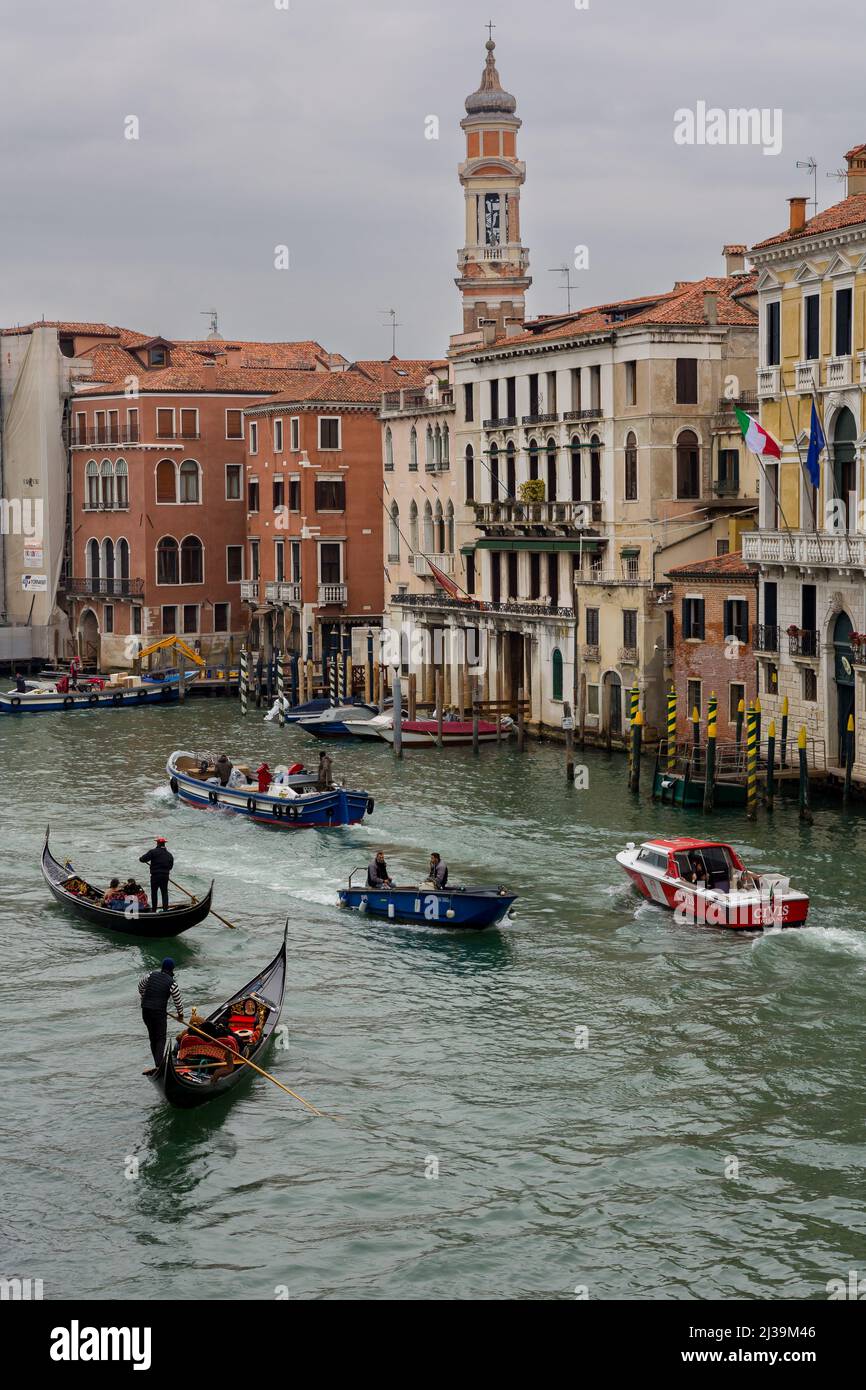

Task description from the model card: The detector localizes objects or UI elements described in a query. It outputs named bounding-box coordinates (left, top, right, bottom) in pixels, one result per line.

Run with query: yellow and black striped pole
left=626, top=684, right=639, bottom=781
left=780, top=695, right=789, bottom=768
left=746, top=706, right=758, bottom=820
left=766, top=718, right=776, bottom=812
left=754, top=694, right=762, bottom=751
left=798, top=726, right=812, bottom=822
left=703, top=713, right=716, bottom=813
left=734, top=696, right=744, bottom=749
left=629, top=708, right=643, bottom=794
left=691, top=704, right=701, bottom=751
left=667, top=687, right=677, bottom=770
left=708, top=690, right=718, bottom=728
left=843, top=713, right=855, bottom=803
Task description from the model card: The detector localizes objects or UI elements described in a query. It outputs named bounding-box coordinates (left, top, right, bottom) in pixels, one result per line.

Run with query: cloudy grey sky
left=1, top=0, right=860, bottom=359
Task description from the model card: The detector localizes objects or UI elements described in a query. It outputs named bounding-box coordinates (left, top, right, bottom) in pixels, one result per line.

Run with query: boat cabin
left=637, top=838, right=745, bottom=893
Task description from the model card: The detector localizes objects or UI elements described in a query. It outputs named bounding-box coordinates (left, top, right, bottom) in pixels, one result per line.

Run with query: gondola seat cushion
left=177, top=1034, right=240, bottom=1064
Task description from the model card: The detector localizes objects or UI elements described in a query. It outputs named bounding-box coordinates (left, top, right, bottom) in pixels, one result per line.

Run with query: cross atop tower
left=486, top=20, right=495, bottom=42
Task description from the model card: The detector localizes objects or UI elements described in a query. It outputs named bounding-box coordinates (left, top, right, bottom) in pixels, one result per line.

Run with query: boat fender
left=10, top=696, right=21, bottom=707
left=169, top=777, right=179, bottom=794
left=445, top=909, right=455, bottom=919
left=161, top=686, right=171, bottom=699
left=112, top=691, right=123, bottom=705
left=272, top=804, right=283, bottom=818
left=366, top=797, right=375, bottom=816
left=208, top=790, right=219, bottom=804
left=247, top=797, right=257, bottom=813
left=287, top=805, right=298, bottom=820
left=358, top=895, right=368, bottom=913
left=63, top=696, right=74, bottom=708
left=136, top=688, right=147, bottom=700
left=88, top=693, right=99, bottom=705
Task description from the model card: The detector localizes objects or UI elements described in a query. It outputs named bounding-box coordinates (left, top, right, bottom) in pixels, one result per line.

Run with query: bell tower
left=456, top=34, right=531, bottom=336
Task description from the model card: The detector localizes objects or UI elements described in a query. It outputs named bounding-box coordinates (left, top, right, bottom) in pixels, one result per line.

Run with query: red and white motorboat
left=616, top=837, right=810, bottom=930
left=376, top=716, right=513, bottom=747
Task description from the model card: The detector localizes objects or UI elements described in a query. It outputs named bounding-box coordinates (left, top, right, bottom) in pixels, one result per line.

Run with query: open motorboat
left=616, top=837, right=809, bottom=930
left=296, top=703, right=379, bottom=737
left=376, top=716, right=513, bottom=747
left=341, top=711, right=394, bottom=739
left=0, top=669, right=195, bottom=714
left=338, top=868, right=517, bottom=930
left=167, top=750, right=373, bottom=828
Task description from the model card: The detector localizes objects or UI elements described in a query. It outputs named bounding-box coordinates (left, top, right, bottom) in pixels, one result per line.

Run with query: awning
left=474, top=537, right=605, bottom=553
left=620, top=546, right=640, bottom=557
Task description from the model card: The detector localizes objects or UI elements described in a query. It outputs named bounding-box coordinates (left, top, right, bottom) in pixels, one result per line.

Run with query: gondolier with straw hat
left=139, top=959, right=184, bottom=1075
left=139, top=835, right=174, bottom=911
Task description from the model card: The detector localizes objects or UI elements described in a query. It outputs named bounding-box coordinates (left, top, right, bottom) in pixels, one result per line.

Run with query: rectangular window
left=675, top=358, right=698, bottom=404
left=835, top=287, right=853, bottom=357
left=213, top=602, right=229, bottom=633
left=149, top=346, right=166, bottom=366
left=226, top=409, right=243, bottom=439
left=226, top=546, right=243, bottom=583
left=247, top=478, right=259, bottom=513
left=766, top=301, right=781, bottom=366
left=249, top=421, right=258, bottom=455
left=95, top=410, right=106, bottom=443
left=625, top=445, right=637, bottom=500
left=625, top=360, right=637, bottom=406
left=528, top=373, right=539, bottom=415
left=729, top=682, right=745, bottom=722
left=272, top=477, right=285, bottom=510
left=162, top=605, right=177, bottom=635
left=590, top=366, right=601, bottom=410
left=687, top=679, right=702, bottom=719
left=275, top=540, right=285, bottom=582
left=803, top=667, right=817, bottom=702
left=156, top=407, right=174, bottom=439
left=126, top=407, right=139, bottom=442
left=804, top=294, right=820, bottom=361
left=716, top=538, right=730, bottom=556
left=623, top=609, right=637, bottom=648
left=319, top=542, right=342, bottom=584
left=571, top=368, right=582, bottom=412
left=489, top=379, right=499, bottom=420
left=682, top=597, right=705, bottom=640
left=76, top=411, right=86, bottom=444
left=290, top=417, right=300, bottom=450
left=182, top=604, right=198, bottom=634
left=529, top=551, right=540, bottom=600
left=226, top=464, right=241, bottom=499
left=585, top=607, right=599, bottom=644
left=507, top=551, right=518, bottom=599
left=103, top=604, right=114, bottom=633
left=180, top=408, right=197, bottom=439
left=718, top=449, right=740, bottom=488
left=763, top=581, right=778, bottom=628
left=315, top=477, right=345, bottom=511
left=107, top=409, right=119, bottom=442
left=290, top=541, right=301, bottom=583
left=506, top=376, right=516, bottom=417
left=318, top=417, right=341, bottom=450
left=723, top=598, right=749, bottom=645
left=289, top=477, right=300, bottom=511
left=463, top=383, right=474, bottom=423
left=250, top=541, right=260, bottom=581
left=274, top=418, right=284, bottom=453
left=466, top=552, right=476, bottom=595
left=766, top=661, right=777, bottom=695
left=587, top=683, right=599, bottom=716
left=132, top=606, right=142, bottom=636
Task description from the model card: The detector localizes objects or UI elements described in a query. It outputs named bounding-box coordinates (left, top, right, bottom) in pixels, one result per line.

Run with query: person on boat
left=101, top=878, right=125, bottom=907
left=317, top=750, right=334, bottom=791
left=428, top=853, right=448, bottom=889
left=139, top=836, right=174, bottom=911
left=123, top=878, right=149, bottom=909
left=14, top=670, right=26, bottom=693
left=256, top=761, right=271, bottom=793
left=215, top=753, right=233, bottom=787
left=139, top=958, right=184, bottom=1074
left=367, top=851, right=393, bottom=889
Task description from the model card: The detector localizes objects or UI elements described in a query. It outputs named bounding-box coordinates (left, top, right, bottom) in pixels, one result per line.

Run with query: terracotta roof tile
left=667, top=551, right=757, bottom=579
left=751, top=194, right=866, bottom=249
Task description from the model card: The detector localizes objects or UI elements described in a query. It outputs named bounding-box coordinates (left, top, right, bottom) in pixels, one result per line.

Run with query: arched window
left=157, top=536, right=179, bottom=585
left=570, top=437, right=581, bottom=502
left=100, top=459, right=114, bottom=509
left=506, top=441, right=516, bottom=499
left=115, top=459, right=129, bottom=508
left=426, top=426, right=434, bottom=469
left=434, top=425, right=442, bottom=467
left=409, top=499, right=418, bottom=552
left=490, top=443, right=500, bottom=501
left=409, top=426, right=418, bottom=471
left=388, top=501, right=400, bottom=560
left=87, top=537, right=100, bottom=581
left=442, top=424, right=450, bottom=466
left=590, top=434, right=601, bottom=501
left=117, top=538, right=130, bottom=584
left=85, top=460, right=99, bottom=509
left=528, top=438, right=539, bottom=481
left=180, top=535, right=203, bottom=584
left=156, top=459, right=177, bottom=504
left=434, top=499, right=445, bottom=553
left=465, top=444, right=475, bottom=502
left=384, top=427, right=394, bottom=472
left=676, top=429, right=700, bottom=499
left=624, top=432, right=638, bottom=501
left=179, top=459, right=200, bottom=503
left=445, top=500, right=455, bottom=554
left=546, top=437, right=557, bottom=502
left=423, top=499, right=434, bottom=552
left=102, top=538, right=115, bottom=584
left=552, top=648, right=564, bottom=702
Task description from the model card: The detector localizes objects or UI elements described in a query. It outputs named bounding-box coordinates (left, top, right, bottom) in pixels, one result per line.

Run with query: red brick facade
left=667, top=552, right=758, bottom=741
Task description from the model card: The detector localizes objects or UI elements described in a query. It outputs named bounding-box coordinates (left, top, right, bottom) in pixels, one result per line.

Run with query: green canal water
left=2, top=701, right=865, bottom=1301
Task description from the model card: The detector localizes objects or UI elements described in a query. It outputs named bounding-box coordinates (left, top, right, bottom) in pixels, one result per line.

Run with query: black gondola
left=41, top=829, right=213, bottom=938
left=149, top=926, right=288, bottom=1109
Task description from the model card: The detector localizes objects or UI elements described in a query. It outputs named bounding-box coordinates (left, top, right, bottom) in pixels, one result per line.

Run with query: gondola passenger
left=101, top=878, right=125, bottom=907
left=215, top=754, right=233, bottom=787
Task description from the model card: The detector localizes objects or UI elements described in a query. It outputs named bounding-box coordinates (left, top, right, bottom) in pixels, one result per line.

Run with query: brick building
left=667, top=551, right=758, bottom=741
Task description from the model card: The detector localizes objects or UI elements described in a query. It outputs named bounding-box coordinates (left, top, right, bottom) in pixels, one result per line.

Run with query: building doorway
left=503, top=630, right=524, bottom=717
left=78, top=608, right=100, bottom=669
left=603, top=670, right=622, bottom=737
left=833, top=611, right=855, bottom=764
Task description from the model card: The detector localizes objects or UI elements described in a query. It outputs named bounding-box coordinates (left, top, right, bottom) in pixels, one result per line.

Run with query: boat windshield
left=673, top=846, right=734, bottom=890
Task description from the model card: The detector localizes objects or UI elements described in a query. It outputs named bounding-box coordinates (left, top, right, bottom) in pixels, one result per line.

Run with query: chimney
left=845, top=144, right=866, bottom=196
left=723, top=244, right=746, bottom=276
left=703, top=290, right=718, bottom=327
left=788, top=196, right=808, bottom=233
left=481, top=320, right=497, bottom=346
left=505, top=319, right=523, bottom=338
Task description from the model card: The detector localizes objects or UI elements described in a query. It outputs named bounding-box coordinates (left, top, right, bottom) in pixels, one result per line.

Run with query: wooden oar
left=167, top=1014, right=324, bottom=1115
left=170, top=877, right=236, bottom=929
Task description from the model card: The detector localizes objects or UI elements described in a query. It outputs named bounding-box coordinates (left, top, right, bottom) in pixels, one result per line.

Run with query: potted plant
left=518, top=479, right=545, bottom=508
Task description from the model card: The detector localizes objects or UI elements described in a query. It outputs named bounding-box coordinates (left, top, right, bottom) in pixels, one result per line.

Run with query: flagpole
left=780, top=371, right=819, bottom=537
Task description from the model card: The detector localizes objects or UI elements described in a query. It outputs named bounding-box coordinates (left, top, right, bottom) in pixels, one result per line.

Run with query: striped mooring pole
left=766, top=719, right=776, bottom=812
left=780, top=695, right=789, bottom=768
left=666, top=688, right=677, bottom=770
left=330, top=649, right=339, bottom=706
left=239, top=648, right=248, bottom=716
left=707, top=690, right=718, bottom=729
left=735, top=697, right=744, bottom=749
left=746, top=706, right=758, bottom=821
left=703, top=714, right=716, bottom=813
left=691, top=704, right=701, bottom=751
left=843, top=713, right=855, bottom=803
left=798, top=725, right=813, bottom=823
left=276, top=649, right=285, bottom=729
left=754, top=695, right=762, bottom=751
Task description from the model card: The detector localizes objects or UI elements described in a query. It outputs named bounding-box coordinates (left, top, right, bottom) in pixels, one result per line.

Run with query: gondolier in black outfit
left=139, top=836, right=174, bottom=910
left=139, top=958, right=184, bottom=1074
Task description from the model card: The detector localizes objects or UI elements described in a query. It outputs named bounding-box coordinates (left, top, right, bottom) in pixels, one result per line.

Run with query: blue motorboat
left=337, top=868, right=517, bottom=930
left=264, top=695, right=375, bottom=725
left=0, top=671, right=194, bottom=715
left=167, top=751, right=373, bottom=828
left=297, top=703, right=380, bottom=738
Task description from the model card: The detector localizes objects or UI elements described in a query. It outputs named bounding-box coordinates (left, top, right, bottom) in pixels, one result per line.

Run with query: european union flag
left=806, top=400, right=825, bottom=488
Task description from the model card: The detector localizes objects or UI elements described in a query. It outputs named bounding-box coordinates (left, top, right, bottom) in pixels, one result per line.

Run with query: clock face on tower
left=484, top=192, right=501, bottom=245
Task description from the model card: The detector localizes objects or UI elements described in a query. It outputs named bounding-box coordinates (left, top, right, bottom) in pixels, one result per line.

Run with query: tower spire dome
left=465, top=35, right=517, bottom=115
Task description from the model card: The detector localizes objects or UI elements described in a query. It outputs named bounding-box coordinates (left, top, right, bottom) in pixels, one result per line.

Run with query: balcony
left=757, top=366, right=779, bottom=397
left=859, top=352, right=866, bottom=385
left=826, top=356, right=852, bottom=389
left=788, top=628, right=819, bottom=658
left=265, top=580, right=301, bottom=605
left=391, top=591, right=574, bottom=620
left=618, top=646, right=639, bottom=665
left=413, top=553, right=455, bottom=578
left=795, top=362, right=820, bottom=393
left=582, top=643, right=600, bottom=662
left=318, top=582, right=347, bottom=606
left=71, top=428, right=200, bottom=447
left=752, top=623, right=779, bottom=653
left=482, top=416, right=518, bottom=430
left=711, top=478, right=740, bottom=497
left=240, top=580, right=259, bottom=602
left=563, top=407, right=602, bottom=422
left=662, top=646, right=674, bottom=667
left=743, top=530, right=866, bottom=571
left=474, top=499, right=602, bottom=530
left=457, top=243, right=529, bottom=267
left=711, top=392, right=759, bottom=430
left=64, top=576, right=144, bottom=597
left=522, top=412, right=559, bottom=426
left=381, top=387, right=453, bottom=415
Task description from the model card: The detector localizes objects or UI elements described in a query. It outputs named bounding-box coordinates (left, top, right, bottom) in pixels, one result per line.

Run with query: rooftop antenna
left=379, top=308, right=401, bottom=357
left=548, top=264, right=576, bottom=314
left=201, top=308, right=222, bottom=339
left=796, top=158, right=818, bottom=217
left=827, top=166, right=848, bottom=187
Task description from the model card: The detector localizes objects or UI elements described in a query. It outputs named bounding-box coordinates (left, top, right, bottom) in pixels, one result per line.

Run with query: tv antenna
left=827, top=166, right=848, bottom=185
left=379, top=308, right=402, bottom=357
left=548, top=263, right=576, bottom=314
left=201, top=308, right=222, bottom=339
left=796, top=158, right=818, bottom=217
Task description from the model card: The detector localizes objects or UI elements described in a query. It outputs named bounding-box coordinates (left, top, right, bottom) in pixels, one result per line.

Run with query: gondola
left=149, top=926, right=288, bottom=1109
left=41, top=830, right=214, bottom=937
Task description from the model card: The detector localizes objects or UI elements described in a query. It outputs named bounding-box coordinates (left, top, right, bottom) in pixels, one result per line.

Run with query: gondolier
left=139, top=836, right=174, bottom=910
left=139, top=959, right=184, bottom=1074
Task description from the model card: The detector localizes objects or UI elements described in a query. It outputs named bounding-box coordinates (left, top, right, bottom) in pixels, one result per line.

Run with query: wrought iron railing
left=64, top=576, right=144, bottom=596
left=522, top=412, right=559, bottom=426
left=788, top=629, right=819, bottom=657
left=390, top=592, right=575, bottom=620
left=752, top=623, right=779, bottom=652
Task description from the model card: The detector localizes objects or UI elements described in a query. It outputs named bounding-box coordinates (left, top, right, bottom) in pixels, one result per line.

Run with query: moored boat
left=338, top=868, right=517, bottom=929
left=616, top=837, right=809, bottom=930
left=341, top=711, right=394, bottom=739
left=149, top=927, right=287, bottom=1108
left=376, top=716, right=513, bottom=747
left=41, top=830, right=213, bottom=937
left=1, top=670, right=194, bottom=714
left=167, top=750, right=373, bottom=827
left=296, top=703, right=380, bottom=737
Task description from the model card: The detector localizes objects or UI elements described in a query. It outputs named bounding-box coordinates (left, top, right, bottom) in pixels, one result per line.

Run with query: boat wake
left=752, top=923, right=866, bottom=960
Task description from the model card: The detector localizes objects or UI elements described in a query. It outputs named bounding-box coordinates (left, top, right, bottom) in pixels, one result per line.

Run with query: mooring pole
left=276, top=648, right=285, bottom=728
left=735, top=696, right=744, bottom=750
left=766, top=718, right=775, bottom=812
left=517, top=686, right=526, bottom=752
left=472, top=682, right=480, bottom=755
left=393, top=669, right=403, bottom=759
left=703, top=714, right=716, bottom=813
left=628, top=709, right=643, bottom=794
left=240, top=648, right=248, bottom=716
left=564, top=700, right=575, bottom=782
left=367, top=630, right=375, bottom=705
left=798, top=725, right=812, bottom=823
left=692, top=704, right=701, bottom=752
left=667, top=687, right=677, bottom=770
left=746, top=706, right=757, bottom=821
left=408, top=672, right=417, bottom=722
left=435, top=670, right=443, bottom=747
left=707, top=690, right=718, bottom=728
left=843, top=713, right=855, bottom=803
left=780, top=695, right=789, bottom=768
left=754, top=695, right=762, bottom=752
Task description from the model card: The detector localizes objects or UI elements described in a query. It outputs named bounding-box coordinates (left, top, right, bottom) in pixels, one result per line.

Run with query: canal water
left=2, top=701, right=865, bottom=1301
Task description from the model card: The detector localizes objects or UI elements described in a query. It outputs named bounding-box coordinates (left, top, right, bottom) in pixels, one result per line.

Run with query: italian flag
left=735, top=408, right=781, bottom=459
